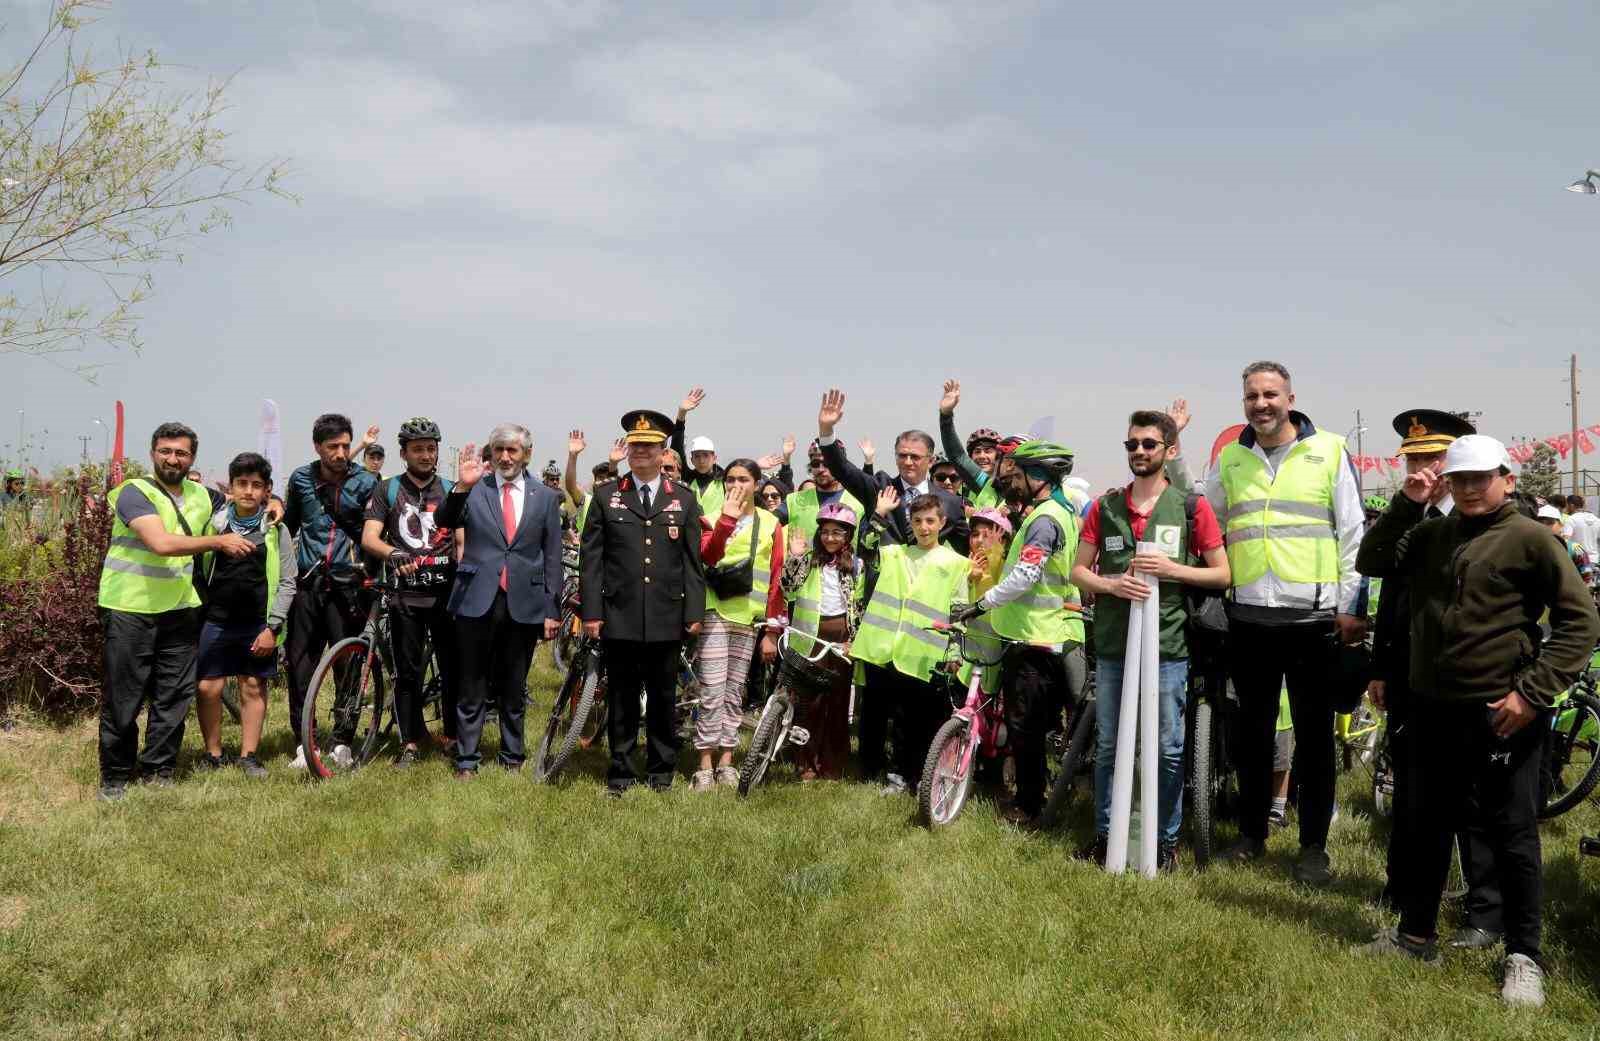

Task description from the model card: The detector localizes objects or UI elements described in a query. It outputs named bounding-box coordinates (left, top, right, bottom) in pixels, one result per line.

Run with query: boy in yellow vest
left=854, top=488, right=969, bottom=795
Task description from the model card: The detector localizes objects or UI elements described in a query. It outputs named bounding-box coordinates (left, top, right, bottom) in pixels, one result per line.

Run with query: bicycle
left=1037, top=654, right=1098, bottom=830
left=300, top=578, right=446, bottom=780
left=1539, top=675, right=1600, bottom=819
left=1184, top=663, right=1240, bottom=868
left=736, top=618, right=851, bottom=796
left=917, top=619, right=1022, bottom=829
left=550, top=545, right=582, bottom=674
left=1335, top=702, right=1384, bottom=773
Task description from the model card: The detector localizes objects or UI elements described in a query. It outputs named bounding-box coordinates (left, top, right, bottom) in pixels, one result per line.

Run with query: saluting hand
left=1403, top=466, right=1437, bottom=505
left=458, top=443, right=485, bottom=488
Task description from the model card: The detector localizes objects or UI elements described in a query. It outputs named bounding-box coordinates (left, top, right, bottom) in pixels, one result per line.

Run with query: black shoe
left=98, top=783, right=127, bottom=802
left=1449, top=926, right=1504, bottom=950
left=196, top=754, right=226, bottom=773
left=1075, top=833, right=1109, bottom=867
left=605, top=783, right=631, bottom=799
left=1222, top=837, right=1266, bottom=863
left=1157, top=842, right=1179, bottom=874
left=1293, top=846, right=1334, bottom=886
left=143, top=773, right=176, bottom=789
left=236, top=754, right=268, bottom=780
left=394, top=747, right=420, bottom=770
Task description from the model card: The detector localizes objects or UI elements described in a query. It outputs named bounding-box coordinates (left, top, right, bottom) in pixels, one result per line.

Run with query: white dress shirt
left=629, top=470, right=662, bottom=506
left=494, top=470, right=526, bottom=529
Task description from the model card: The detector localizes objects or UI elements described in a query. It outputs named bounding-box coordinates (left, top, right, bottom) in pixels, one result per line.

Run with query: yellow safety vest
left=705, top=507, right=778, bottom=626
left=98, top=479, right=215, bottom=614
left=1216, top=432, right=1343, bottom=587
left=784, top=487, right=865, bottom=544
left=852, top=543, right=967, bottom=680
left=694, top=479, right=726, bottom=520
left=988, top=497, right=1084, bottom=647
left=789, top=559, right=860, bottom=658
left=202, top=515, right=281, bottom=620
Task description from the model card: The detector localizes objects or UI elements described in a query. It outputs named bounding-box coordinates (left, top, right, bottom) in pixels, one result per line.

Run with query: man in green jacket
left=1354, top=434, right=1599, bottom=1008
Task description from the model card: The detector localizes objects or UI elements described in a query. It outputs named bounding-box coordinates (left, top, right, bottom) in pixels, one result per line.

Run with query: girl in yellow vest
left=693, top=459, right=786, bottom=790
left=778, top=502, right=863, bottom=780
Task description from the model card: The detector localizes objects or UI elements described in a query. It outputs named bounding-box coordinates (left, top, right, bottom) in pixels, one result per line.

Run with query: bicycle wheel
left=1188, top=699, right=1228, bottom=868
left=551, top=604, right=581, bottom=674
left=1039, top=700, right=1096, bottom=829
left=220, top=678, right=243, bottom=725
left=532, top=646, right=603, bottom=783
left=1342, top=703, right=1382, bottom=772
left=1370, top=725, right=1394, bottom=818
left=1540, top=692, right=1600, bottom=819
left=737, top=692, right=792, bottom=796
left=301, top=637, right=387, bottom=781
left=918, top=715, right=974, bottom=828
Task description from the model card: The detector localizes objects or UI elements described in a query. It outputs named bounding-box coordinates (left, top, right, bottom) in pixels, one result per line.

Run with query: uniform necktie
left=640, top=483, right=652, bottom=513
left=500, top=480, right=516, bottom=591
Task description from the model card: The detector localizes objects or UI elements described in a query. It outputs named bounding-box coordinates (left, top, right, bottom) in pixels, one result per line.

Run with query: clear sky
left=8, top=0, right=1600, bottom=491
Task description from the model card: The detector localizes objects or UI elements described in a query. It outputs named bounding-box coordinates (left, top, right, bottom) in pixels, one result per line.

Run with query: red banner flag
left=109, top=400, right=125, bottom=487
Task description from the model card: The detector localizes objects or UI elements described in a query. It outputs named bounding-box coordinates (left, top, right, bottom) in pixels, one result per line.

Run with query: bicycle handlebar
left=763, top=617, right=851, bottom=663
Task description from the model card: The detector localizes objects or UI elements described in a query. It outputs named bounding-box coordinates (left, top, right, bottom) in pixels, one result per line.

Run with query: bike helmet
left=3, top=469, right=21, bottom=480
left=970, top=507, right=1013, bottom=536
left=966, top=427, right=1001, bottom=453
left=815, top=502, right=859, bottom=531
left=541, top=460, right=561, bottom=481
left=397, top=416, right=442, bottom=446
left=996, top=434, right=1027, bottom=456
left=1010, top=440, right=1075, bottom=480
left=1363, top=494, right=1389, bottom=514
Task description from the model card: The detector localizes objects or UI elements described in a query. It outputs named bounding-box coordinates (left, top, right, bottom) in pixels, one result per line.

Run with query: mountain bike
left=1539, top=677, right=1600, bottom=819
left=917, top=619, right=1022, bottom=829
left=1184, top=663, right=1240, bottom=868
left=300, top=579, right=446, bottom=781
left=1038, top=653, right=1098, bottom=830
left=736, top=619, right=851, bottom=796
left=550, top=546, right=582, bottom=673
left=1336, top=702, right=1384, bottom=773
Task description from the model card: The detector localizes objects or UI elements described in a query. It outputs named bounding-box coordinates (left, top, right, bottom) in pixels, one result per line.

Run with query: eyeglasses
left=933, top=472, right=961, bottom=485
left=1122, top=439, right=1166, bottom=452
left=807, top=460, right=825, bottom=471
left=895, top=452, right=926, bottom=461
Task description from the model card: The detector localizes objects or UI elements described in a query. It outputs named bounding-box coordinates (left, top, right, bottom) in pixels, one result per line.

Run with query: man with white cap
left=669, top=386, right=726, bottom=518
left=1537, top=503, right=1595, bottom=583
left=1356, top=433, right=1599, bottom=1007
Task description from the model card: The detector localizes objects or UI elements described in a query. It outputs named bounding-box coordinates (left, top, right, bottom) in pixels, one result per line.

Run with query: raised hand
left=1167, top=398, right=1191, bottom=434
left=680, top=387, right=706, bottom=415
left=722, top=483, right=749, bottom=518
left=608, top=438, right=627, bottom=464
left=756, top=452, right=783, bottom=471
left=858, top=437, right=875, bottom=464
left=782, top=434, right=797, bottom=460
left=458, top=443, right=486, bottom=487
left=568, top=429, right=586, bottom=456
left=875, top=484, right=900, bottom=518
left=939, top=379, right=961, bottom=416
left=818, top=389, right=846, bottom=436
left=1403, top=466, right=1437, bottom=504
left=358, top=424, right=380, bottom=450
left=789, top=527, right=809, bottom=558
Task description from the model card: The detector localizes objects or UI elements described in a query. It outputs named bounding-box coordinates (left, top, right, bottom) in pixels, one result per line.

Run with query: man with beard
left=1179, top=361, right=1367, bottom=884
left=437, top=424, right=564, bottom=777
left=785, top=440, right=865, bottom=544
left=1069, top=411, right=1230, bottom=867
left=97, top=422, right=254, bottom=799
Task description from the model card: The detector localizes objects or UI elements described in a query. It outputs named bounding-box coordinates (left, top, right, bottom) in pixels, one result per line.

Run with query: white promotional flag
left=259, top=399, right=282, bottom=485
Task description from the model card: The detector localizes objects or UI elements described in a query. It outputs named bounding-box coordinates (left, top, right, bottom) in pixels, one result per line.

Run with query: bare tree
left=0, top=0, right=291, bottom=377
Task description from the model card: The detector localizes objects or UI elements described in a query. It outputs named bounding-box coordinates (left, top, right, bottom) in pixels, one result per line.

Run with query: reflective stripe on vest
left=705, top=507, right=777, bottom=627
left=1216, top=432, right=1343, bottom=587
left=851, top=543, right=966, bottom=679
left=98, top=479, right=214, bottom=614
left=988, top=497, right=1083, bottom=647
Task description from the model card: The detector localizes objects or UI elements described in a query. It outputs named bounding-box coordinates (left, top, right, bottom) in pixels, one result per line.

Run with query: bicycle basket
left=777, top=647, right=841, bottom=692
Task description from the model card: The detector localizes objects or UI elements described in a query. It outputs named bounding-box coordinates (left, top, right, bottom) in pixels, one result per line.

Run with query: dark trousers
left=858, top=664, right=893, bottom=781
left=862, top=663, right=950, bottom=787
left=99, top=607, right=201, bottom=784
left=285, top=576, right=367, bottom=744
left=1400, top=700, right=1542, bottom=959
left=1229, top=620, right=1336, bottom=847
left=1383, top=690, right=1419, bottom=908
left=1002, top=646, right=1073, bottom=816
left=1458, top=827, right=1505, bottom=933
left=390, top=601, right=459, bottom=747
left=604, top=639, right=681, bottom=790
left=453, top=591, right=538, bottom=770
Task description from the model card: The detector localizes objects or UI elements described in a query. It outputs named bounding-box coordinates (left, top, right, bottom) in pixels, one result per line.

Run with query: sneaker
left=1222, top=837, right=1266, bottom=863
left=236, top=754, right=268, bottom=780
left=1449, top=926, right=1503, bottom=950
left=715, top=765, right=739, bottom=788
left=1075, top=833, right=1109, bottom=866
left=1157, top=842, right=1179, bottom=873
left=1501, top=953, right=1545, bottom=1008
left=879, top=773, right=908, bottom=797
left=691, top=769, right=716, bottom=792
left=394, top=747, right=420, bottom=770
left=1293, top=846, right=1334, bottom=886
left=98, top=783, right=127, bottom=802
left=196, top=753, right=227, bottom=773
left=1267, top=806, right=1288, bottom=829
left=1329, top=803, right=1341, bottom=826
left=144, top=773, right=175, bottom=789
left=330, top=744, right=354, bottom=770
left=1355, top=926, right=1439, bottom=964
left=288, top=746, right=308, bottom=771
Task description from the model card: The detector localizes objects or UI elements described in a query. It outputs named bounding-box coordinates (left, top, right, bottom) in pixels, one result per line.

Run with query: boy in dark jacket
left=1354, top=435, right=1599, bottom=1008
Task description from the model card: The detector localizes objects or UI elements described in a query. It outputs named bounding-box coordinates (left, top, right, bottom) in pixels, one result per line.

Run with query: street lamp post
left=1568, top=169, right=1600, bottom=194
left=93, top=418, right=109, bottom=459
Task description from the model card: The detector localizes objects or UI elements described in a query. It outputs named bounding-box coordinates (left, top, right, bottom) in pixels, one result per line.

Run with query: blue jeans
left=1093, top=657, right=1189, bottom=844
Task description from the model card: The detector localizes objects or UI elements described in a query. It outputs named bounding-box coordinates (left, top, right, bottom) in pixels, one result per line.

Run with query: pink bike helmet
left=971, top=507, right=1013, bottom=536
left=815, top=502, right=859, bottom=531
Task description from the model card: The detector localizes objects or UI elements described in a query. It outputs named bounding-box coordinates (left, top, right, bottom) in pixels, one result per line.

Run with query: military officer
left=580, top=408, right=707, bottom=794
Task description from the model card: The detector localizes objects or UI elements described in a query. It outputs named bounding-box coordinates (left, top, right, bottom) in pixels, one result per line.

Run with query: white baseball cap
left=689, top=436, right=715, bottom=454
left=1440, top=434, right=1511, bottom=476
left=1537, top=504, right=1563, bottom=521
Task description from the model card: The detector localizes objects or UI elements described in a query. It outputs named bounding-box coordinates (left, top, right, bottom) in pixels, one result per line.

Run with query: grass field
left=2, top=653, right=1599, bottom=1040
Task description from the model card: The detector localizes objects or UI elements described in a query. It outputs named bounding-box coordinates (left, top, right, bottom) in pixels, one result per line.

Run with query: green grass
left=2, top=654, right=1599, bottom=1040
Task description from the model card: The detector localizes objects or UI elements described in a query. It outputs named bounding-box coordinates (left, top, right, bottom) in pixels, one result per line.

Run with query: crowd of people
left=82, top=361, right=1600, bottom=1010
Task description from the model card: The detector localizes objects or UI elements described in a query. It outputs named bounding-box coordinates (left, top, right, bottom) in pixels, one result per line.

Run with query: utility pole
left=1572, top=354, right=1581, bottom=498
left=77, top=435, right=90, bottom=461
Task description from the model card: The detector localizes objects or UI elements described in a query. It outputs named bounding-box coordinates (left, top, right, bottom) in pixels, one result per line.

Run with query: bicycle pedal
left=786, top=726, right=810, bottom=746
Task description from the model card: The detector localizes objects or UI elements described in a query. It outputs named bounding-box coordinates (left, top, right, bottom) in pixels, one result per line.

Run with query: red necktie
left=499, top=480, right=516, bottom=591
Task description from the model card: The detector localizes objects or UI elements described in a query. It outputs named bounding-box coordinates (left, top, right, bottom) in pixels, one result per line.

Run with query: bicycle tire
left=918, top=715, right=974, bottom=829
left=1540, top=691, right=1600, bottom=819
left=1188, top=699, right=1231, bottom=868
left=532, top=648, right=602, bottom=783
left=552, top=604, right=580, bottom=674
left=220, top=679, right=242, bottom=725
left=1039, top=701, right=1096, bottom=830
left=737, top=692, right=791, bottom=796
left=301, top=637, right=386, bottom=781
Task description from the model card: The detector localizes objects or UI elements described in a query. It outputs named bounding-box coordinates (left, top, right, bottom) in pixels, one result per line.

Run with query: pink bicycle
left=918, top=619, right=1019, bottom=828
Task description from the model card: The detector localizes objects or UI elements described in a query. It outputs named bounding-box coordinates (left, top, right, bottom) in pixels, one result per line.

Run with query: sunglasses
left=1123, top=438, right=1166, bottom=452
left=933, top=472, right=961, bottom=485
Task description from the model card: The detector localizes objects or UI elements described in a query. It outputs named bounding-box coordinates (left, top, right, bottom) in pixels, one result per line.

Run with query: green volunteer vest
left=785, top=487, right=865, bottom=543
left=852, top=543, right=967, bottom=680
left=202, top=515, right=281, bottom=620
left=98, top=479, right=215, bottom=614
left=694, top=477, right=726, bottom=519
left=789, top=559, right=860, bottom=658
left=1366, top=576, right=1382, bottom=621
left=1090, top=486, right=1191, bottom=662
left=965, top=479, right=1003, bottom=511
left=705, top=507, right=778, bottom=626
left=989, top=497, right=1084, bottom=647
left=1216, top=432, right=1343, bottom=587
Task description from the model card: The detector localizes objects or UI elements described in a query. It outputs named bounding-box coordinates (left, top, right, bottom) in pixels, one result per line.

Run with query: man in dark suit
left=437, top=423, right=564, bottom=777
left=580, top=409, right=707, bottom=794
left=814, top=388, right=969, bottom=556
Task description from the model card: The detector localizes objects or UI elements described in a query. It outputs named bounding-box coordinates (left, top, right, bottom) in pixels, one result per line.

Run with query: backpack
left=1183, top=493, right=1229, bottom=645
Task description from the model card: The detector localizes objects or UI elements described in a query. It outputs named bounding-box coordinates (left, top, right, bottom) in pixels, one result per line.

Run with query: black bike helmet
left=397, top=416, right=442, bottom=446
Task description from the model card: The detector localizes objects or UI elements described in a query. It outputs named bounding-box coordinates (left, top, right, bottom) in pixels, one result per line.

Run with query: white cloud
left=354, top=0, right=619, bottom=50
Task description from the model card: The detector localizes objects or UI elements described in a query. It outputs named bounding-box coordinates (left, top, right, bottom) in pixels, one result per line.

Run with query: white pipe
left=1138, top=545, right=1161, bottom=879
left=1105, top=583, right=1143, bottom=875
